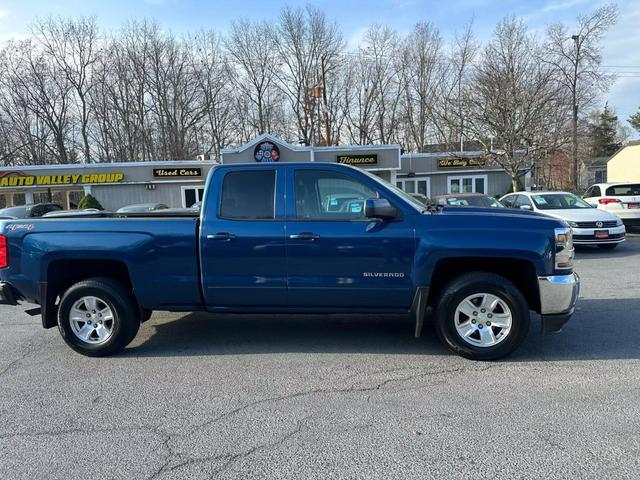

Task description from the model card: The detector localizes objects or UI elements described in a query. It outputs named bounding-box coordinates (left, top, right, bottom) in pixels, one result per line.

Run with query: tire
left=434, top=272, right=530, bottom=361
left=597, top=243, right=618, bottom=250
left=57, top=277, right=140, bottom=357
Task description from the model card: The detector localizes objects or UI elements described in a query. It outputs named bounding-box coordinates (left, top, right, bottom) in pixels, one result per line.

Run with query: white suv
left=583, top=183, right=640, bottom=229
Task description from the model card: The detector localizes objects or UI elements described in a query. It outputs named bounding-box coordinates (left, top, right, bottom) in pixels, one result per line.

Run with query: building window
left=68, top=190, right=85, bottom=209
left=12, top=193, right=26, bottom=206
left=448, top=175, right=487, bottom=194
left=33, top=192, right=51, bottom=204
left=594, top=168, right=606, bottom=184
left=396, top=177, right=430, bottom=197
left=181, top=186, right=206, bottom=208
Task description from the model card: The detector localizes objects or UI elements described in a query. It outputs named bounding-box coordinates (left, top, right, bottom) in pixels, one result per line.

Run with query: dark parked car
left=433, top=193, right=505, bottom=208
left=116, top=203, right=169, bottom=214
left=0, top=203, right=63, bottom=219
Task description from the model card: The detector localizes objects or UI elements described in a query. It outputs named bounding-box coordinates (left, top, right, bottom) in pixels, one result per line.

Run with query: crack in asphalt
left=146, top=415, right=313, bottom=480
left=0, top=333, right=50, bottom=380
left=139, top=364, right=495, bottom=479
left=0, top=424, right=159, bottom=441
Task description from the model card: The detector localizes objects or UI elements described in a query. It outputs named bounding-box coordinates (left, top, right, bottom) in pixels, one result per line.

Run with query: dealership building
left=0, top=134, right=521, bottom=211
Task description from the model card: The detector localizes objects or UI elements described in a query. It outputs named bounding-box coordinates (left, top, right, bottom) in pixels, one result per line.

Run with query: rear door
left=200, top=167, right=287, bottom=308
left=285, top=166, right=416, bottom=309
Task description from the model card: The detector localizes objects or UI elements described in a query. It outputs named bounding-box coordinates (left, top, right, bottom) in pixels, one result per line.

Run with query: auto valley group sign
left=0, top=171, right=124, bottom=187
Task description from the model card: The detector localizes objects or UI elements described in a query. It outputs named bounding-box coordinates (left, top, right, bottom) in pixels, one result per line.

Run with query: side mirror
left=520, top=204, right=532, bottom=211
left=364, top=198, right=397, bottom=220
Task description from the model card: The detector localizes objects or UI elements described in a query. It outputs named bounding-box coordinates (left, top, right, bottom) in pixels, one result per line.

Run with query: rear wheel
left=434, top=272, right=530, bottom=360
left=57, top=277, right=140, bottom=357
left=597, top=243, right=618, bottom=250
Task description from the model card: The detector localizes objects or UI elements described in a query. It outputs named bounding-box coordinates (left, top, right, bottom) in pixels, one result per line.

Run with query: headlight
left=616, top=217, right=623, bottom=226
left=554, top=227, right=574, bottom=269
left=567, top=221, right=578, bottom=228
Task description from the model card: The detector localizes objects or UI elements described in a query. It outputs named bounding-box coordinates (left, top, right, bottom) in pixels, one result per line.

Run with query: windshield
left=445, top=195, right=504, bottom=208
left=532, top=193, right=593, bottom=210
left=359, top=170, right=426, bottom=212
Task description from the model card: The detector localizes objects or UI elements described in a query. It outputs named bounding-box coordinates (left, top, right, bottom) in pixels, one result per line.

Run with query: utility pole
left=320, top=55, right=331, bottom=146
left=571, top=34, right=580, bottom=192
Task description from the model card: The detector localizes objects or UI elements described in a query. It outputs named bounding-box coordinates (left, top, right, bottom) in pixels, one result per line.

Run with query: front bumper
left=0, top=282, right=20, bottom=306
left=572, top=225, right=625, bottom=245
left=538, top=273, right=580, bottom=334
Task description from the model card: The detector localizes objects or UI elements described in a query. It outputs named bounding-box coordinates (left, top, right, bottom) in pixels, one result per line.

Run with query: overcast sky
left=0, top=0, right=638, bottom=137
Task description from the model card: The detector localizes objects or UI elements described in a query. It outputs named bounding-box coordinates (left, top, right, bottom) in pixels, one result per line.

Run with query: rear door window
left=219, top=170, right=275, bottom=220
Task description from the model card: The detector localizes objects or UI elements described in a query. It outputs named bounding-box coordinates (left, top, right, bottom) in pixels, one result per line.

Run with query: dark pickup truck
left=0, top=163, right=579, bottom=360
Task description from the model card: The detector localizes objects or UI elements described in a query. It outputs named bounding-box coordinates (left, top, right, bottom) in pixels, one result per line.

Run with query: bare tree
left=273, top=6, right=344, bottom=146
left=468, top=18, right=562, bottom=192
left=435, top=22, right=478, bottom=150
left=32, top=17, right=99, bottom=163
left=544, top=4, right=618, bottom=190
left=399, top=22, right=446, bottom=152
left=225, top=19, right=279, bottom=135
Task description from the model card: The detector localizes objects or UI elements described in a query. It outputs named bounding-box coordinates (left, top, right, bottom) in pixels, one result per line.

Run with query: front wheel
left=434, top=272, right=530, bottom=361
left=57, top=277, right=140, bottom=357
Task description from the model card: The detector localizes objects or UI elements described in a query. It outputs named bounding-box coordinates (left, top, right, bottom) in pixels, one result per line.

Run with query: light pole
left=571, top=34, right=580, bottom=192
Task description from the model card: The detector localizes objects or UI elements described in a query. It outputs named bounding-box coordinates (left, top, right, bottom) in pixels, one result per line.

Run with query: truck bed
left=1, top=216, right=202, bottom=310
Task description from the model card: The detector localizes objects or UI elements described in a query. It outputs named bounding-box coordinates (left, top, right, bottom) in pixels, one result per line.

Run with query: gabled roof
left=220, top=133, right=401, bottom=155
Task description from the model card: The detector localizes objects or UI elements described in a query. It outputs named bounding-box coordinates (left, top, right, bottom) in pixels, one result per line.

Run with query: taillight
left=599, top=198, right=621, bottom=205
left=0, top=235, right=7, bottom=269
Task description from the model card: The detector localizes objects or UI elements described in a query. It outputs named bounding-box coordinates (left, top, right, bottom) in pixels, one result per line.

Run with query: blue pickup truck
left=0, top=163, right=579, bottom=360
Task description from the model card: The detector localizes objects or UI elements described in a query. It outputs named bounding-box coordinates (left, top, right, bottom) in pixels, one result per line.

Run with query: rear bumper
left=538, top=273, right=580, bottom=334
left=0, top=282, right=20, bottom=306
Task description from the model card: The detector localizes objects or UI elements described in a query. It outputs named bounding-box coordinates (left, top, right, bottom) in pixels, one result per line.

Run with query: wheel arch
left=41, top=259, right=135, bottom=328
left=426, top=256, right=541, bottom=314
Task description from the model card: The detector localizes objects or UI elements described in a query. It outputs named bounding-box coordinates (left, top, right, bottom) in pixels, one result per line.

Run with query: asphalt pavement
left=1, top=236, right=639, bottom=479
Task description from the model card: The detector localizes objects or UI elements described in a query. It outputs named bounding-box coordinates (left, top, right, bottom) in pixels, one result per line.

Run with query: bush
left=77, top=194, right=104, bottom=210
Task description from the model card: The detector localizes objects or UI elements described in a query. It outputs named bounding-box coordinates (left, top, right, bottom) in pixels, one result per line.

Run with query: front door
left=200, top=167, right=287, bottom=308
left=285, top=167, right=415, bottom=309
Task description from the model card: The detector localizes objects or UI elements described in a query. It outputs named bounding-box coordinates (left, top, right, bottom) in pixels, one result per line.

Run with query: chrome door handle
left=289, top=232, right=320, bottom=240
left=207, top=232, right=236, bottom=241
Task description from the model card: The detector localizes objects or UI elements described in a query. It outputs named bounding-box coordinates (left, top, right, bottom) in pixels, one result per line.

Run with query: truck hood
left=436, top=206, right=557, bottom=222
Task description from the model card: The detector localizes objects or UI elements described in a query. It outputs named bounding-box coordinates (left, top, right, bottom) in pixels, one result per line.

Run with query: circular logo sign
left=254, top=141, right=280, bottom=162
left=595, top=221, right=603, bottom=228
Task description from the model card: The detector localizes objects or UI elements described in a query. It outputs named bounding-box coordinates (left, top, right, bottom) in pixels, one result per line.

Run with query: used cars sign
left=153, top=168, right=202, bottom=178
